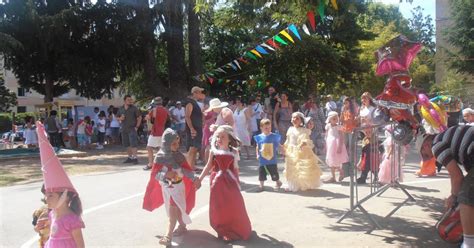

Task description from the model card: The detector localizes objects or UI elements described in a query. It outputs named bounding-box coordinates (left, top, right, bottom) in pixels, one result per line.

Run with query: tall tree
left=187, top=0, right=203, bottom=76
left=0, top=72, right=17, bottom=112
left=164, top=0, right=188, bottom=96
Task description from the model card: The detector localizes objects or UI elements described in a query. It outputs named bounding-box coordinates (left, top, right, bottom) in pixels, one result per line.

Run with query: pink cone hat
left=36, top=121, right=76, bottom=193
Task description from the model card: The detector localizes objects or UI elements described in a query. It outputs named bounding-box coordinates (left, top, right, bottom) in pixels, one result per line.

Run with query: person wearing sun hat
left=143, top=96, right=170, bottom=171
left=206, top=98, right=235, bottom=131
left=36, top=121, right=85, bottom=248
left=142, top=128, right=199, bottom=246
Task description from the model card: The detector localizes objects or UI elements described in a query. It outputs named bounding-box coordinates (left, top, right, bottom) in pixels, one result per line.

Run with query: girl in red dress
left=197, top=125, right=252, bottom=241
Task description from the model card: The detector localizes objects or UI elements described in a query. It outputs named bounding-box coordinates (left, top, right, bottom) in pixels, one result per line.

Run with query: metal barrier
left=337, top=122, right=416, bottom=229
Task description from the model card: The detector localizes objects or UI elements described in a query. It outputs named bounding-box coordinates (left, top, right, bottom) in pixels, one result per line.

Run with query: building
left=1, top=58, right=124, bottom=114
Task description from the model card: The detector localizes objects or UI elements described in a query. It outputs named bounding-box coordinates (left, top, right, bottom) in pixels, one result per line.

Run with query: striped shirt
left=432, top=125, right=474, bottom=171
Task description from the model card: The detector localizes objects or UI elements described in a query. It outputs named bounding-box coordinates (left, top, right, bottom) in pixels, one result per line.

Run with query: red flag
left=267, top=39, right=280, bottom=49
left=307, top=11, right=316, bottom=31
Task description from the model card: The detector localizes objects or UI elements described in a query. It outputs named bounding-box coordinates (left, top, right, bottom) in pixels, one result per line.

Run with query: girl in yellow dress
left=283, top=112, right=322, bottom=191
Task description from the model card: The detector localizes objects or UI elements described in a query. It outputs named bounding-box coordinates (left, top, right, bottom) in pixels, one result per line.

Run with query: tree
left=0, top=72, right=17, bottom=112
left=187, top=0, right=204, bottom=76
left=445, top=0, right=474, bottom=76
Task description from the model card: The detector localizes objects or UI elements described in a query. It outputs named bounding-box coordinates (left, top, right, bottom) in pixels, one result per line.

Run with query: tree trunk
left=136, top=0, right=161, bottom=96
left=165, top=0, right=187, bottom=98
left=187, top=0, right=203, bottom=76
left=44, top=77, right=54, bottom=103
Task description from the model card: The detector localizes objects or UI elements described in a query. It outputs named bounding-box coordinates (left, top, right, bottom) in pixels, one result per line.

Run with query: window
left=17, top=87, right=26, bottom=97
left=17, top=106, right=26, bottom=113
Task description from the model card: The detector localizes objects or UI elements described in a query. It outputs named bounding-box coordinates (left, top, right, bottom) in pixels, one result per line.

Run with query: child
left=356, top=134, right=381, bottom=184
left=24, top=116, right=38, bottom=148
left=96, top=111, right=106, bottom=150
left=66, top=119, right=77, bottom=149
left=378, top=125, right=405, bottom=184
left=86, top=118, right=93, bottom=148
left=254, top=119, right=283, bottom=192
left=142, top=128, right=198, bottom=246
left=35, top=121, right=85, bottom=248
left=76, top=118, right=87, bottom=149
left=197, top=125, right=252, bottom=241
left=283, top=112, right=322, bottom=192
left=324, top=111, right=349, bottom=183
left=32, top=184, right=50, bottom=248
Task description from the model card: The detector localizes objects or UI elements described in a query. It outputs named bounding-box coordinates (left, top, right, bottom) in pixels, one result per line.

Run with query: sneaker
left=356, top=177, right=366, bottom=184
left=96, top=145, right=104, bottom=150
left=123, top=157, right=133, bottom=163
left=143, top=165, right=152, bottom=170
left=131, top=158, right=139, bottom=165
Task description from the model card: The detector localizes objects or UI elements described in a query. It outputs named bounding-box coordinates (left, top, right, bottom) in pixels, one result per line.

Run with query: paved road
left=0, top=150, right=457, bottom=248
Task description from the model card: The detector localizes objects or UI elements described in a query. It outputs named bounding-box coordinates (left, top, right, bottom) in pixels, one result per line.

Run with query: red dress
left=209, top=152, right=252, bottom=241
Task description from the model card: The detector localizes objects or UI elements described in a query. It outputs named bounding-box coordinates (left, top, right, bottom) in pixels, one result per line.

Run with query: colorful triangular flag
left=260, top=43, right=275, bottom=51
left=250, top=49, right=263, bottom=58
left=318, top=2, right=326, bottom=21
left=267, top=39, right=280, bottom=49
left=245, top=51, right=258, bottom=60
left=280, top=30, right=295, bottom=43
left=274, top=35, right=288, bottom=45
left=255, top=45, right=269, bottom=55
left=288, top=24, right=302, bottom=40
left=331, top=0, right=338, bottom=10
left=302, top=24, right=311, bottom=35
left=307, top=11, right=316, bottom=31
left=233, top=60, right=242, bottom=70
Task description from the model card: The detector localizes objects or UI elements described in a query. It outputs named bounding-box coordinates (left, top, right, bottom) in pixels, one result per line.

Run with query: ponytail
left=68, top=192, right=83, bottom=216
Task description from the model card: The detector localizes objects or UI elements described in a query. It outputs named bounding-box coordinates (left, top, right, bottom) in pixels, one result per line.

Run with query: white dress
left=24, top=127, right=38, bottom=145
left=233, top=107, right=251, bottom=146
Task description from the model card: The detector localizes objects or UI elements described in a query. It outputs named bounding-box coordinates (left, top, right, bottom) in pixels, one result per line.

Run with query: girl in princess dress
left=197, top=125, right=252, bottom=241
left=378, top=125, right=406, bottom=184
left=283, top=112, right=322, bottom=192
left=324, top=111, right=349, bottom=183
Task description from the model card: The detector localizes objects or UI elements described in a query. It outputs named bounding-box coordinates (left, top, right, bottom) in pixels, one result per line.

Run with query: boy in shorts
left=254, top=119, right=283, bottom=192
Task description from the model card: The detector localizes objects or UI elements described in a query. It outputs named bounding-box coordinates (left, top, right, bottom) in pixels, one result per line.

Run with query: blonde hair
left=260, top=118, right=271, bottom=127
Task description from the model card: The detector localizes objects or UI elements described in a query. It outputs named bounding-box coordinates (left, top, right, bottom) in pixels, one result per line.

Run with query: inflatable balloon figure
left=373, top=35, right=422, bottom=145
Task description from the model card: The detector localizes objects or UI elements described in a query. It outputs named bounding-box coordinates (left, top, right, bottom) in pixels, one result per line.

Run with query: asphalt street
left=0, top=149, right=458, bottom=248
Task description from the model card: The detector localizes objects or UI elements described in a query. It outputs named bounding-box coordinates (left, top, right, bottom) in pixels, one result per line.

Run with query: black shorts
left=259, top=164, right=279, bottom=181
left=186, top=127, right=203, bottom=150
left=458, top=169, right=474, bottom=206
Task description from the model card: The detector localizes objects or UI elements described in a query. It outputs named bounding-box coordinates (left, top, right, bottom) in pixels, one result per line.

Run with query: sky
left=377, top=0, right=436, bottom=21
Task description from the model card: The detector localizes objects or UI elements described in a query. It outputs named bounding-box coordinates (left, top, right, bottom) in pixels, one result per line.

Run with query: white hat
left=176, top=101, right=182, bottom=105
left=205, top=98, right=229, bottom=113
left=325, top=111, right=338, bottom=123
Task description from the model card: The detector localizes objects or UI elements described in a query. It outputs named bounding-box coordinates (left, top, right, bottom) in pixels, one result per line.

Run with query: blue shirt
left=254, top=133, right=281, bottom=165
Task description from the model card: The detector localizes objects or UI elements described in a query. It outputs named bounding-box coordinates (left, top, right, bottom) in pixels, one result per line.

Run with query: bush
left=0, top=113, right=12, bottom=133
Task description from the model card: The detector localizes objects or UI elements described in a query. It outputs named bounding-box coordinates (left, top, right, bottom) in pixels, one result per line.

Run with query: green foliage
left=0, top=72, right=17, bottom=112
left=445, top=0, right=474, bottom=76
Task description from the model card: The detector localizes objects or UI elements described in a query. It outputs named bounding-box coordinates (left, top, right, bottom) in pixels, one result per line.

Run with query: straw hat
left=205, top=98, right=229, bottom=113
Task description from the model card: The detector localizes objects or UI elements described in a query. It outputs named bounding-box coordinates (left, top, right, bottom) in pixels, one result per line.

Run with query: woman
left=233, top=97, right=253, bottom=159
left=303, top=96, right=326, bottom=155
left=358, top=92, right=376, bottom=127
left=273, top=92, right=293, bottom=144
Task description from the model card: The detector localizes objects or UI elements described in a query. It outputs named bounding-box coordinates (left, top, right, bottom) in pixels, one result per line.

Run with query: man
left=325, top=94, right=337, bottom=116
left=463, top=108, right=474, bottom=125
left=185, top=86, right=206, bottom=169
left=171, top=101, right=186, bottom=137
left=264, top=87, right=279, bottom=129
left=432, top=125, right=474, bottom=247
left=118, top=95, right=142, bottom=165
left=143, top=97, right=169, bottom=170
left=45, top=110, right=61, bottom=148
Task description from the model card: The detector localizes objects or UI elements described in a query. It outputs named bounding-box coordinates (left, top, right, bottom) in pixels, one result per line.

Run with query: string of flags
left=193, top=0, right=339, bottom=85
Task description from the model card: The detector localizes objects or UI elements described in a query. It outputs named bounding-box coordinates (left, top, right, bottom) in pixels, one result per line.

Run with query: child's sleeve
left=65, top=215, right=85, bottom=232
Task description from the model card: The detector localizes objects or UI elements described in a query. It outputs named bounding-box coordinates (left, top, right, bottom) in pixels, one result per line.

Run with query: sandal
left=338, top=173, right=345, bottom=182
left=256, top=186, right=264, bottom=193
left=173, top=225, right=188, bottom=236
left=274, top=181, right=282, bottom=191
left=159, top=236, right=171, bottom=246
left=323, top=178, right=337, bottom=183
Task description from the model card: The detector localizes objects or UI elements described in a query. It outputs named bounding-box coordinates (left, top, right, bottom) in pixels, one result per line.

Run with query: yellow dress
left=284, top=126, right=322, bottom=191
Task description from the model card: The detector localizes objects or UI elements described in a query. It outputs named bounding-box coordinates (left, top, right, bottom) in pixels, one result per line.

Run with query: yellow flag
left=250, top=49, right=263, bottom=58
left=280, top=30, right=295, bottom=43
left=331, top=0, right=338, bottom=10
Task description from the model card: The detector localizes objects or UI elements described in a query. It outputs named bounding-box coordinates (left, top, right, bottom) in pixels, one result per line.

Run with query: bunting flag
left=331, top=0, right=338, bottom=10
left=318, top=1, right=326, bottom=21
left=280, top=30, right=295, bottom=43
left=250, top=49, right=263, bottom=58
left=274, top=35, right=288, bottom=45
left=260, top=43, right=276, bottom=51
left=302, top=24, right=311, bottom=35
left=267, top=39, right=280, bottom=49
left=307, top=11, right=316, bottom=31
left=194, top=2, right=337, bottom=85
left=288, top=24, right=302, bottom=40
left=255, top=45, right=269, bottom=55
left=245, top=51, right=258, bottom=60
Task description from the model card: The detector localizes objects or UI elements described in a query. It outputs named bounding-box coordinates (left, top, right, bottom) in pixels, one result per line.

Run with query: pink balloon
left=429, top=108, right=447, bottom=131
left=418, top=94, right=430, bottom=107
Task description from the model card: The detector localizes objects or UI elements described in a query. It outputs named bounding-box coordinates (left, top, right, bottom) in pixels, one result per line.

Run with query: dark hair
left=343, top=97, right=356, bottom=115
left=84, top=116, right=91, bottom=123
left=94, top=107, right=99, bottom=111
left=25, top=116, right=34, bottom=124
left=124, top=95, right=131, bottom=101
left=68, top=118, right=74, bottom=125
left=50, top=110, right=57, bottom=116
left=99, top=111, right=106, bottom=117
left=68, top=192, right=83, bottom=216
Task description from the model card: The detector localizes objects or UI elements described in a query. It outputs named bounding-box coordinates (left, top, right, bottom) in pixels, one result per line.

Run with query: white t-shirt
left=110, top=114, right=120, bottom=128
left=172, top=107, right=186, bottom=124
left=98, top=118, right=106, bottom=133
left=359, top=105, right=375, bottom=124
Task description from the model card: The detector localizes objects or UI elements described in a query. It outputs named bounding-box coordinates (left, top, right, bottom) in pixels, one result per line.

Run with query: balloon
left=418, top=94, right=447, bottom=131
left=375, top=35, right=422, bottom=76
